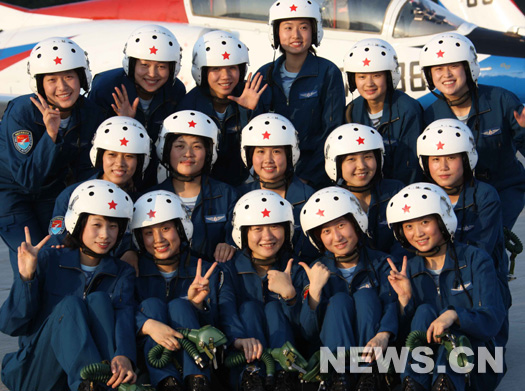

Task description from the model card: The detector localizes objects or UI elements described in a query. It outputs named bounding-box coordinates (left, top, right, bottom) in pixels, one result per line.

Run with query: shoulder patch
left=49, top=216, right=65, bottom=235
left=13, top=130, right=33, bottom=154
left=302, top=284, right=310, bottom=301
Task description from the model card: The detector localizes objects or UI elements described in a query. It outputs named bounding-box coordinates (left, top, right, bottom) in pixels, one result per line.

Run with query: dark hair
left=275, top=19, right=317, bottom=55
left=336, top=149, right=382, bottom=184
left=134, top=218, right=188, bottom=254
left=36, top=67, right=89, bottom=99
left=392, top=214, right=451, bottom=249
left=421, top=152, right=472, bottom=184
left=95, top=148, right=146, bottom=187
left=311, top=213, right=361, bottom=253
left=246, top=145, right=294, bottom=175
left=200, top=64, right=247, bottom=91
left=347, top=70, right=393, bottom=95
left=128, top=57, right=176, bottom=86
left=161, top=133, right=213, bottom=175
left=64, top=213, right=128, bottom=250
left=424, top=61, right=474, bottom=91
left=240, top=222, right=292, bottom=254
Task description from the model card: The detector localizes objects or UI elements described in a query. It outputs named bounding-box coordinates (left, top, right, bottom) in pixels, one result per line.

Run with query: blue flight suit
left=237, top=176, right=320, bottom=263
left=346, top=90, right=425, bottom=185
left=151, top=175, right=238, bottom=262
left=47, top=171, right=139, bottom=257
left=176, top=84, right=256, bottom=187
left=342, top=179, right=407, bottom=260
left=88, top=68, right=186, bottom=190
left=134, top=251, right=224, bottom=386
left=0, top=247, right=136, bottom=391
left=220, top=251, right=306, bottom=351
left=0, top=95, right=104, bottom=273
left=424, top=85, right=525, bottom=228
left=299, top=247, right=398, bottom=353
left=401, top=243, right=505, bottom=391
left=257, top=53, right=345, bottom=188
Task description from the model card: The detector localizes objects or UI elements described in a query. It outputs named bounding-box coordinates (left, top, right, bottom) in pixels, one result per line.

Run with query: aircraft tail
left=0, top=2, right=88, bottom=31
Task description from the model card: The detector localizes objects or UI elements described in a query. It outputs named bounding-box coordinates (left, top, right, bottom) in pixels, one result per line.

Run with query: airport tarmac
left=0, top=215, right=524, bottom=391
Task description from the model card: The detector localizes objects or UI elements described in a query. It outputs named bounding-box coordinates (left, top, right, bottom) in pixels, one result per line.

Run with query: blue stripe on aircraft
left=0, top=42, right=38, bottom=60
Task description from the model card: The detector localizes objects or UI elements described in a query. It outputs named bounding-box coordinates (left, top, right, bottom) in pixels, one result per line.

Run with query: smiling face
left=142, top=220, right=181, bottom=260
left=42, top=70, right=81, bottom=114
left=402, top=215, right=446, bottom=253
left=133, top=59, right=170, bottom=97
left=278, top=18, right=312, bottom=56
left=430, top=62, right=469, bottom=100
left=354, top=71, right=388, bottom=104
left=427, top=153, right=464, bottom=189
left=207, top=65, right=240, bottom=99
left=81, top=215, right=119, bottom=258
left=252, top=146, right=288, bottom=183
left=319, top=216, right=359, bottom=257
left=247, top=224, right=285, bottom=260
left=101, top=150, right=138, bottom=187
left=169, top=135, right=206, bottom=177
left=341, top=150, right=377, bottom=188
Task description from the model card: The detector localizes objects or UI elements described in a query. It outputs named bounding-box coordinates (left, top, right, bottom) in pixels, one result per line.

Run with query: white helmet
left=419, top=32, right=480, bottom=90
left=343, top=38, right=401, bottom=93
left=386, top=182, right=457, bottom=244
left=232, top=190, right=294, bottom=249
left=191, top=30, right=249, bottom=86
left=240, top=113, right=300, bottom=169
left=27, top=37, right=92, bottom=95
left=122, top=24, right=182, bottom=82
left=300, top=187, right=368, bottom=250
left=324, top=123, right=385, bottom=183
left=65, top=179, right=133, bottom=235
left=156, top=110, right=219, bottom=170
left=269, top=0, right=324, bottom=48
left=90, top=116, right=151, bottom=173
left=417, top=118, right=478, bottom=171
left=131, top=190, right=193, bottom=243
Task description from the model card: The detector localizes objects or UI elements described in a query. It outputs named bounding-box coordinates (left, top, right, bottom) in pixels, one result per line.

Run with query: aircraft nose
left=466, top=27, right=525, bottom=59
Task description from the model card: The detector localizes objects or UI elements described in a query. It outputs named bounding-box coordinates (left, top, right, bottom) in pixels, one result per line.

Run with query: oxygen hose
left=405, top=330, right=473, bottom=368
left=504, top=227, right=523, bottom=278
left=80, top=362, right=155, bottom=391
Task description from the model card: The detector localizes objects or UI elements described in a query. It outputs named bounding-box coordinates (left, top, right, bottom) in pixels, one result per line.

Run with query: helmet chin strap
left=169, top=168, right=202, bottom=182
left=154, top=252, right=181, bottom=266
left=443, top=184, right=463, bottom=196
left=80, top=244, right=106, bottom=259
left=251, top=255, right=277, bottom=266
left=340, top=180, right=374, bottom=194
left=259, top=177, right=288, bottom=190
left=134, top=82, right=156, bottom=99
left=431, top=89, right=471, bottom=107
left=335, top=247, right=359, bottom=264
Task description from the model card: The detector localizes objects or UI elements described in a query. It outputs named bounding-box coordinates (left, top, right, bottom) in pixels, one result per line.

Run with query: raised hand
left=111, top=84, right=139, bottom=118
left=30, top=93, right=61, bottom=142
left=267, top=259, right=296, bottom=300
left=387, top=256, right=412, bottom=309
left=18, top=226, right=50, bottom=281
left=228, top=72, right=268, bottom=110
left=299, top=261, right=331, bottom=310
left=188, top=259, right=217, bottom=309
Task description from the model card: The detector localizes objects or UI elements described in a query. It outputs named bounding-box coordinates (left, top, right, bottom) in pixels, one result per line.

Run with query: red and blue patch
left=13, top=130, right=33, bottom=154
left=49, top=216, right=65, bottom=235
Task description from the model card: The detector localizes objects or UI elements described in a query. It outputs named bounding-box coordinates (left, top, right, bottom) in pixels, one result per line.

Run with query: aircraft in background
left=0, top=0, right=524, bottom=109
left=437, top=0, right=525, bottom=35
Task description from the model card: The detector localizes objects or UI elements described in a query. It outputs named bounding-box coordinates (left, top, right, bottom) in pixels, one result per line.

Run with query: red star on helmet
left=108, top=200, right=117, bottom=210
left=437, top=141, right=445, bottom=150
left=150, top=46, right=158, bottom=55
left=120, top=137, right=129, bottom=146
left=147, top=209, right=156, bottom=218
left=222, top=51, right=230, bottom=60
left=188, top=120, right=197, bottom=128
left=437, top=50, right=444, bottom=58
left=290, top=4, right=298, bottom=11
left=402, top=204, right=411, bottom=213
left=356, top=137, right=365, bottom=145
left=261, top=208, right=271, bottom=217
left=262, top=131, right=271, bottom=139
left=316, top=209, right=325, bottom=217
left=54, top=56, right=62, bottom=65
left=363, top=58, right=371, bottom=66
